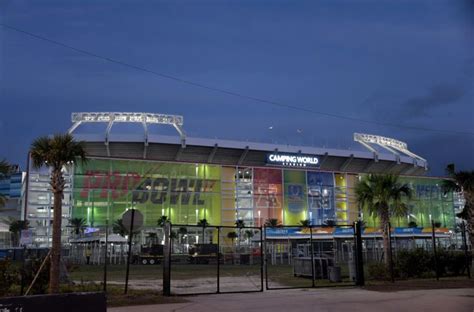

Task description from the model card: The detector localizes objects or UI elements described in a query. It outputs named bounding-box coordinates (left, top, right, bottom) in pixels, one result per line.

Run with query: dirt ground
left=96, top=275, right=264, bottom=294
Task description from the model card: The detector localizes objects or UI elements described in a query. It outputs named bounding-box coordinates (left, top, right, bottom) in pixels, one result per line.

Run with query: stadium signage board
left=266, top=153, right=319, bottom=168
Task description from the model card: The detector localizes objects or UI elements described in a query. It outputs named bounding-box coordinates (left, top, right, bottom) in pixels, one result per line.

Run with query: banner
left=306, top=172, right=335, bottom=225
left=283, top=170, right=307, bottom=224
left=253, top=168, right=283, bottom=222
left=73, top=159, right=221, bottom=226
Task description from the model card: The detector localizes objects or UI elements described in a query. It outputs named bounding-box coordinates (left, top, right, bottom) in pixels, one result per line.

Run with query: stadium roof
left=73, top=133, right=428, bottom=176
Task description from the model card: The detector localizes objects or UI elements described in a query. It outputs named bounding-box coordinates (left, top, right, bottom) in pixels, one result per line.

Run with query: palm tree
left=2, top=217, right=29, bottom=246
left=178, top=227, right=188, bottom=244
left=113, top=218, right=139, bottom=236
left=235, top=219, right=245, bottom=248
left=157, top=215, right=170, bottom=227
left=0, top=159, right=12, bottom=208
left=69, top=217, right=86, bottom=237
left=355, top=174, right=411, bottom=267
left=244, top=230, right=254, bottom=243
left=157, top=215, right=170, bottom=242
left=443, top=164, right=474, bottom=252
left=197, top=219, right=209, bottom=244
left=113, top=219, right=127, bottom=236
left=323, top=219, right=337, bottom=227
left=30, top=133, right=86, bottom=294
left=227, top=231, right=238, bottom=245
left=300, top=219, right=311, bottom=227
left=264, top=218, right=281, bottom=228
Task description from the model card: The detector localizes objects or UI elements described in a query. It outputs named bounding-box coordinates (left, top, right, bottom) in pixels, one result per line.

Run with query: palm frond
left=30, top=134, right=87, bottom=170
left=0, top=159, right=13, bottom=177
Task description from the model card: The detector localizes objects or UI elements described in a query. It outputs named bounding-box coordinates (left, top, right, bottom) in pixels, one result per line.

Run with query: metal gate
left=168, top=224, right=264, bottom=295
left=264, top=224, right=358, bottom=290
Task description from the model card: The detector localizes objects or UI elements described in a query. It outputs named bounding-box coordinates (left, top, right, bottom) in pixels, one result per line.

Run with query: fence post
left=103, top=219, right=108, bottom=293
left=260, top=226, right=264, bottom=292
left=388, top=222, right=394, bottom=283
left=354, top=221, right=365, bottom=286
left=217, top=226, right=220, bottom=294
left=124, top=209, right=135, bottom=294
left=310, top=225, right=315, bottom=287
left=162, top=221, right=171, bottom=296
left=461, top=222, right=471, bottom=279
left=431, top=220, right=439, bottom=281
left=264, top=225, right=268, bottom=290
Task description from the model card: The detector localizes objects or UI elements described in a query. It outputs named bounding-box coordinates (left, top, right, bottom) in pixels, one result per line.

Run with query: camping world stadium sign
left=266, top=153, right=320, bottom=168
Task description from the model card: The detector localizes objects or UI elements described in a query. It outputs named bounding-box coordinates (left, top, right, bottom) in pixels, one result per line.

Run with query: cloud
left=399, top=83, right=467, bottom=117
left=383, top=58, right=474, bottom=121
left=408, top=132, right=474, bottom=175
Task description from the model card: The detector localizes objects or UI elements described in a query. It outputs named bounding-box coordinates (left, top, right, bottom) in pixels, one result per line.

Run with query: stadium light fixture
left=68, top=112, right=187, bottom=157
left=354, top=132, right=427, bottom=169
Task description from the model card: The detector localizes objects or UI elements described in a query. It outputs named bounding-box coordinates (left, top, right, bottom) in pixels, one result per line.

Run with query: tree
left=235, top=219, right=245, bottom=248
left=227, top=231, right=238, bottom=245
left=113, top=218, right=139, bottom=237
left=157, top=215, right=170, bottom=242
left=197, top=219, right=209, bottom=244
left=355, top=174, right=411, bottom=267
left=244, top=230, right=254, bottom=243
left=264, top=218, right=281, bottom=228
left=0, top=159, right=12, bottom=208
left=2, top=218, right=29, bottom=246
left=300, top=219, right=311, bottom=227
left=69, top=217, right=86, bottom=237
left=113, top=219, right=127, bottom=237
left=30, top=133, right=87, bottom=294
left=178, top=227, right=188, bottom=244
left=323, top=219, right=337, bottom=227
left=157, top=215, right=170, bottom=227
left=443, top=164, right=474, bottom=252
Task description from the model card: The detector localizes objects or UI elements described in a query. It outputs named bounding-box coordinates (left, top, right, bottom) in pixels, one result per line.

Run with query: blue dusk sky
left=0, top=0, right=473, bottom=176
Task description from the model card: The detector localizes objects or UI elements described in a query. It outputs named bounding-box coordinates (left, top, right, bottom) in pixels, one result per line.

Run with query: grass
left=68, top=263, right=355, bottom=288
left=68, top=262, right=473, bottom=291
left=69, top=263, right=263, bottom=282
left=266, top=264, right=354, bottom=288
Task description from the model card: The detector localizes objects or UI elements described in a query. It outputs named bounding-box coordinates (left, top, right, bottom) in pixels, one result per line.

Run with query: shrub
left=443, top=250, right=469, bottom=276
left=0, top=260, right=18, bottom=296
left=395, top=248, right=469, bottom=279
left=21, top=257, right=50, bottom=295
left=395, top=248, right=433, bottom=278
left=367, top=262, right=391, bottom=280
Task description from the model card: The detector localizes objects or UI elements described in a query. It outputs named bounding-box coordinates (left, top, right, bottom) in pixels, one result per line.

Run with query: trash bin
left=328, top=266, right=341, bottom=282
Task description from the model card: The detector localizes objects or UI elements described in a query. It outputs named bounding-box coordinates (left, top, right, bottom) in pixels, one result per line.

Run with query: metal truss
left=68, top=112, right=186, bottom=157
left=354, top=133, right=427, bottom=169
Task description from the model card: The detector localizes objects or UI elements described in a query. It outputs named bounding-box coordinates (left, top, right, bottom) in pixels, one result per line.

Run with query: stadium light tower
left=354, top=133, right=427, bottom=170
left=68, top=112, right=187, bottom=157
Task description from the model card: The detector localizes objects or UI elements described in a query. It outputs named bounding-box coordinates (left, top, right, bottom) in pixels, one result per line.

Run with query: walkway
left=109, top=287, right=474, bottom=312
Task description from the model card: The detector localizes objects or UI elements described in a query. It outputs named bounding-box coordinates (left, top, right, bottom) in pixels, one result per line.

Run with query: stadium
left=23, top=112, right=462, bottom=248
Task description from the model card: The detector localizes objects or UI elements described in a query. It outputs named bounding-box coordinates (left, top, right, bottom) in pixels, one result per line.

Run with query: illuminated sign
left=71, top=112, right=183, bottom=125
left=266, top=153, right=319, bottom=168
left=78, top=170, right=215, bottom=205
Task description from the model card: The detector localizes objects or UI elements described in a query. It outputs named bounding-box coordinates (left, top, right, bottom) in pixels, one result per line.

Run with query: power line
left=1, top=22, right=473, bottom=137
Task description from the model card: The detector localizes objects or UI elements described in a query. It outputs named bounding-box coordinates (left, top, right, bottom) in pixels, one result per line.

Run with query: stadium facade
left=23, top=113, right=464, bottom=246
left=0, top=166, right=25, bottom=247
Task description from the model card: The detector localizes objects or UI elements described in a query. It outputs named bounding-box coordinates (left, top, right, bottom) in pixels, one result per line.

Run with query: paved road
left=109, top=287, right=474, bottom=312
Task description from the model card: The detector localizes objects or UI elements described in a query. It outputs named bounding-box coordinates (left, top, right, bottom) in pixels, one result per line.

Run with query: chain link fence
left=264, top=225, right=357, bottom=290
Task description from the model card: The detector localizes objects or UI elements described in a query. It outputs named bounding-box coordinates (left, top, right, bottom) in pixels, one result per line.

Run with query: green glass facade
left=72, top=158, right=456, bottom=230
